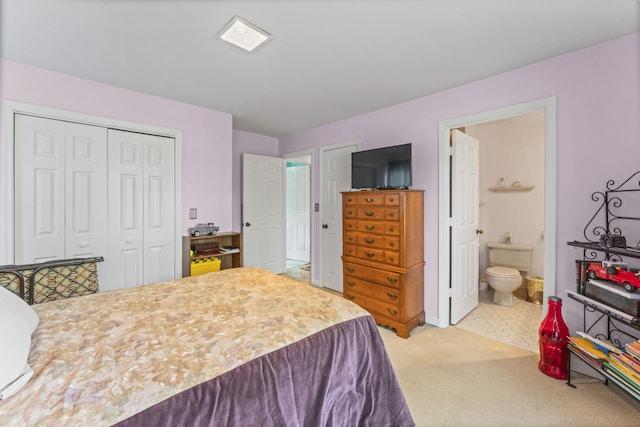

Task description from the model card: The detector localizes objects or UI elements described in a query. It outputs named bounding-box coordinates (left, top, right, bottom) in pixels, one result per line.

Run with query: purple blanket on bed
left=116, top=316, right=414, bottom=426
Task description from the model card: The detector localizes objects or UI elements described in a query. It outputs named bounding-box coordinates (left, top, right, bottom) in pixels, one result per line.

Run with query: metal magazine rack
left=0, top=257, right=104, bottom=304
left=566, top=171, right=640, bottom=400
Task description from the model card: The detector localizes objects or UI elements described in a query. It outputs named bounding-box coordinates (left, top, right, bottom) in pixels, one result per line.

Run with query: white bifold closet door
left=14, top=114, right=175, bottom=292
left=107, top=129, right=175, bottom=289
left=14, top=114, right=109, bottom=267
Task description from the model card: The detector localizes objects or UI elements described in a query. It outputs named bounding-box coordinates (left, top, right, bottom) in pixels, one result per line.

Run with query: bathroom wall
left=466, top=112, right=545, bottom=279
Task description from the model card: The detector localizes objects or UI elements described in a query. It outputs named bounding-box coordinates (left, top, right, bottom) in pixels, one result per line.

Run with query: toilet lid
left=486, top=266, right=520, bottom=278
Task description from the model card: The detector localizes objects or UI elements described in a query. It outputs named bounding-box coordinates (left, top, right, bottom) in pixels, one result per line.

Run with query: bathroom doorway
left=283, top=151, right=313, bottom=284
left=454, top=112, right=545, bottom=352
left=437, top=97, right=556, bottom=333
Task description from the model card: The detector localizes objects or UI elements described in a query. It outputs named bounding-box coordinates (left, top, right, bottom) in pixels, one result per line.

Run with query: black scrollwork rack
left=565, top=171, right=640, bottom=399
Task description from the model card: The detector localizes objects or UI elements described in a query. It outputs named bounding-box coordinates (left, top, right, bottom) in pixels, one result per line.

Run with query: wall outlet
left=189, top=208, right=197, bottom=219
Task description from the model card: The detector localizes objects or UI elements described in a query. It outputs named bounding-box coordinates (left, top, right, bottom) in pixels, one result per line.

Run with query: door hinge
left=448, top=288, right=455, bottom=298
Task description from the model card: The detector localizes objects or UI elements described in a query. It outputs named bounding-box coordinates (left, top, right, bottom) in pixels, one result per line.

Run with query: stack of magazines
left=569, top=332, right=640, bottom=392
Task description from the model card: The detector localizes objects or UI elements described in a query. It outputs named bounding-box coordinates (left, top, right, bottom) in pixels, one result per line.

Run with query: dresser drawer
left=385, top=208, right=400, bottom=221
left=355, top=246, right=385, bottom=262
left=344, top=219, right=357, bottom=232
left=356, top=233, right=386, bottom=249
left=343, top=244, right=357, bottom=257
left=344, top=292, right=402, bottom=320
left=344, top=276, right=400, bottom=306
left=385, top=193, right=401, bottom=206
left=344, top=193, right=385, bottom=206
left=355, top=220, right=400, bottom=236
left=384, top=251, right=401, bottom=266
left=344, top=232, right=357, bottom=245
left=356, top=207, right=385, bottom=220
left=344, top=261, right=401, bottom=289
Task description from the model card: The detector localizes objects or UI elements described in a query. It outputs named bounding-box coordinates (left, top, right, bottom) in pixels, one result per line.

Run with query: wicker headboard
left=0, top=257, right=104, bottom=305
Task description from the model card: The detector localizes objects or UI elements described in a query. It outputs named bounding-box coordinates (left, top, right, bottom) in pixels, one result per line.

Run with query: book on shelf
left=604, top=359, right=640, bottom=391
left=611, top=352, right=640, bottom=374
left=569, top=337, right=609, bottom=359
left=576, top=331, right=621, bottom=355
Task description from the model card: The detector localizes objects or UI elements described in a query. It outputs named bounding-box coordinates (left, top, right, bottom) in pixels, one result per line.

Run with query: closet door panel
left=143, top=135, right=175, bottom=284
left=65, top=124, right=108, bottom=262
left=108, top=129, right=145, bottom=290
left=15, top=115, right=108, bottom=265
left=15, top=115, right=65, bottom=263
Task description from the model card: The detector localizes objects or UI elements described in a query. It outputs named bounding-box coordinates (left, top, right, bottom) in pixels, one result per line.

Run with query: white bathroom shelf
left=489, top=186, right=534, bottom=192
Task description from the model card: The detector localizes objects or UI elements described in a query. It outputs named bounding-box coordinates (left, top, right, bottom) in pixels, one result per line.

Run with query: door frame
left=437, top=97, right=556, bottom=327
left=318, top=140, right=359, bottom=288
left=1, top=100, right=183, bottom=278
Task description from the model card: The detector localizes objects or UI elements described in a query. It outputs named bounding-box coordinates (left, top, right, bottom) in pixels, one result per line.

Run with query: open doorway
left=438, top=97, right=557, bottom=329
left=284, top=151, right=312, bottom=282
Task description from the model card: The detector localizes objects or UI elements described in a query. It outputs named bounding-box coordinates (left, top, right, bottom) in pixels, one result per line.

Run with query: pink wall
left=279, top=33, right=640, bottom=328
left=231, top=130, right=279, bottom=231
left=0, top=59, right=233, bottom=254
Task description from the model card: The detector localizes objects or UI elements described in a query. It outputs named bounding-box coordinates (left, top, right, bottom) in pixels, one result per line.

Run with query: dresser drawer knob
left=365, top=197, right=374, bottom=203
left=365, top=225, right=375, bottom=231
left=388, top=242, right=394, bottom=248
left=388, top=213, right=394, bottom=218
left=388, top=227, right=395, bottom=233
left=387, top=277, right=398, bottom=284
left=388, top=257, right=394, bottom=263
left=347, top=295, right=356, bottom=300
left=387, top=292, right=398, bottom=300
left=365, top=211, right=374, bottom=217
left=365, top=252, right=375, bottom=258
left=347, top=267, right=355, bottom=273
left=346, top=281, right=355, bottom=287
left=365, top=238, right=374, bottom=244
left=387, top=308, right=398, bottom=316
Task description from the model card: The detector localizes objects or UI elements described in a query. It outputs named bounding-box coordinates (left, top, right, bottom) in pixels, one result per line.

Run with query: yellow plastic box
left=190, top=257, right=221, bottom=276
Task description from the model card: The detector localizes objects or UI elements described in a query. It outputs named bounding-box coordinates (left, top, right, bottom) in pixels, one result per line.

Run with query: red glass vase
left=538, top=296, right=570, bottom=379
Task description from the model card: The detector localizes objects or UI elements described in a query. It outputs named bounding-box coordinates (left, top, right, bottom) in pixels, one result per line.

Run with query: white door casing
left=438, top=97, right=556, bottom=327
left=450, top=130, right=480, bottom=324
left=242, top=153, right=286, bottom=274
left=286, top=164, right=311, bottom=262
left=107, top=129, right=175, bottom=290
left=320, top=142, right=357, bottom=292
left=14, top=115, right=108, bottom=270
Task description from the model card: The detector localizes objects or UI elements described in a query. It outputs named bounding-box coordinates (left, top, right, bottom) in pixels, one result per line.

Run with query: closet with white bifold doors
left=13, top=114, right=176, bottom=292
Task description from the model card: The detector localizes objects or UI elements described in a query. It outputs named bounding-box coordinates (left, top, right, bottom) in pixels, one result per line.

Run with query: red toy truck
left=587, top=260, right=640, bottom=293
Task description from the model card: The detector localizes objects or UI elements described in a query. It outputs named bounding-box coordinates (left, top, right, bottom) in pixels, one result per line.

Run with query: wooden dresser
left=342, top=189, right=425, bottom=338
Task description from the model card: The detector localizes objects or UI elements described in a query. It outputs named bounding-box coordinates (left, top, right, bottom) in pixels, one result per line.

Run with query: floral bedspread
left=0, top=267, right=369, bottom=426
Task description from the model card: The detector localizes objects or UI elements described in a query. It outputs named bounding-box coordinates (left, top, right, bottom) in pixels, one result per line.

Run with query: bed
left=0, top=266, right=414, bottom=426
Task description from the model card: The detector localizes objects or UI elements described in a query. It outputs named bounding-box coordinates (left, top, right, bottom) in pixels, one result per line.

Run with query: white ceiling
left=1, top=0, right=639, bottom=137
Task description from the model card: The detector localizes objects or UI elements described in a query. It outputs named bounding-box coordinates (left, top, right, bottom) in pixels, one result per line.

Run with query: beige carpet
left=378, top=325, right=640, bottom=427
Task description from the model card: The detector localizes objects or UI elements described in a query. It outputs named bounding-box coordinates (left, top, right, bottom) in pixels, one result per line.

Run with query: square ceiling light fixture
left=217, top=15, right=272, bottom=52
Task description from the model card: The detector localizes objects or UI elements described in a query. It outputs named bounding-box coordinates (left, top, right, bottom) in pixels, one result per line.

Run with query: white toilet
left=485, top=242, right=534, bottom=307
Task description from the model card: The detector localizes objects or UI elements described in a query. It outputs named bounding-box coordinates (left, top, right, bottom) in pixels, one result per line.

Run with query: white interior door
left=14, top=114, right=108, bottom=266
left=286, top=164, right=310, bottom=262
left=450, top=130, right=480, bottom=324
left=107, top=129, right=175, bottom=290
left=320, top=143, right=357, bottom=292
left=242, top=153, right=285, bottom=274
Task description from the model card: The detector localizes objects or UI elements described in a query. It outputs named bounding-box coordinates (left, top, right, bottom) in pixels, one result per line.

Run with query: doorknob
left=322, top=224, right=328, bottom=229
left=476, top=229, right=484, bottom=235
left=245, top=222, right=251, bottom=227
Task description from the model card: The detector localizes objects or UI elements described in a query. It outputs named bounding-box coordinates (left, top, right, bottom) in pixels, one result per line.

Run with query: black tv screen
left=351, top=143, right=412, bottom=190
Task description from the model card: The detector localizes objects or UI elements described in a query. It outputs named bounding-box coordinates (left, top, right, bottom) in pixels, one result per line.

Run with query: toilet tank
left=488, top=242, right=534, bottom=272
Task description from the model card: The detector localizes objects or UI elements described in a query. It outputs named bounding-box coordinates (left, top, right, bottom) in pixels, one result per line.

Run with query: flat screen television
left=351, top=143, right=412, bottom=190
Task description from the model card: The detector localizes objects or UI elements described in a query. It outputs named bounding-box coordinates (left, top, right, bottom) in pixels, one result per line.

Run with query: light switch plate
left=189, top=208, right=197, bottom=219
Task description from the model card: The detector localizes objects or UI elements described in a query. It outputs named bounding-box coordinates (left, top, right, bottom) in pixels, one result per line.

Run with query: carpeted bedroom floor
left=379, top=325, right=640, bottom=427
left=281, top=269, right=640, bottom=425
